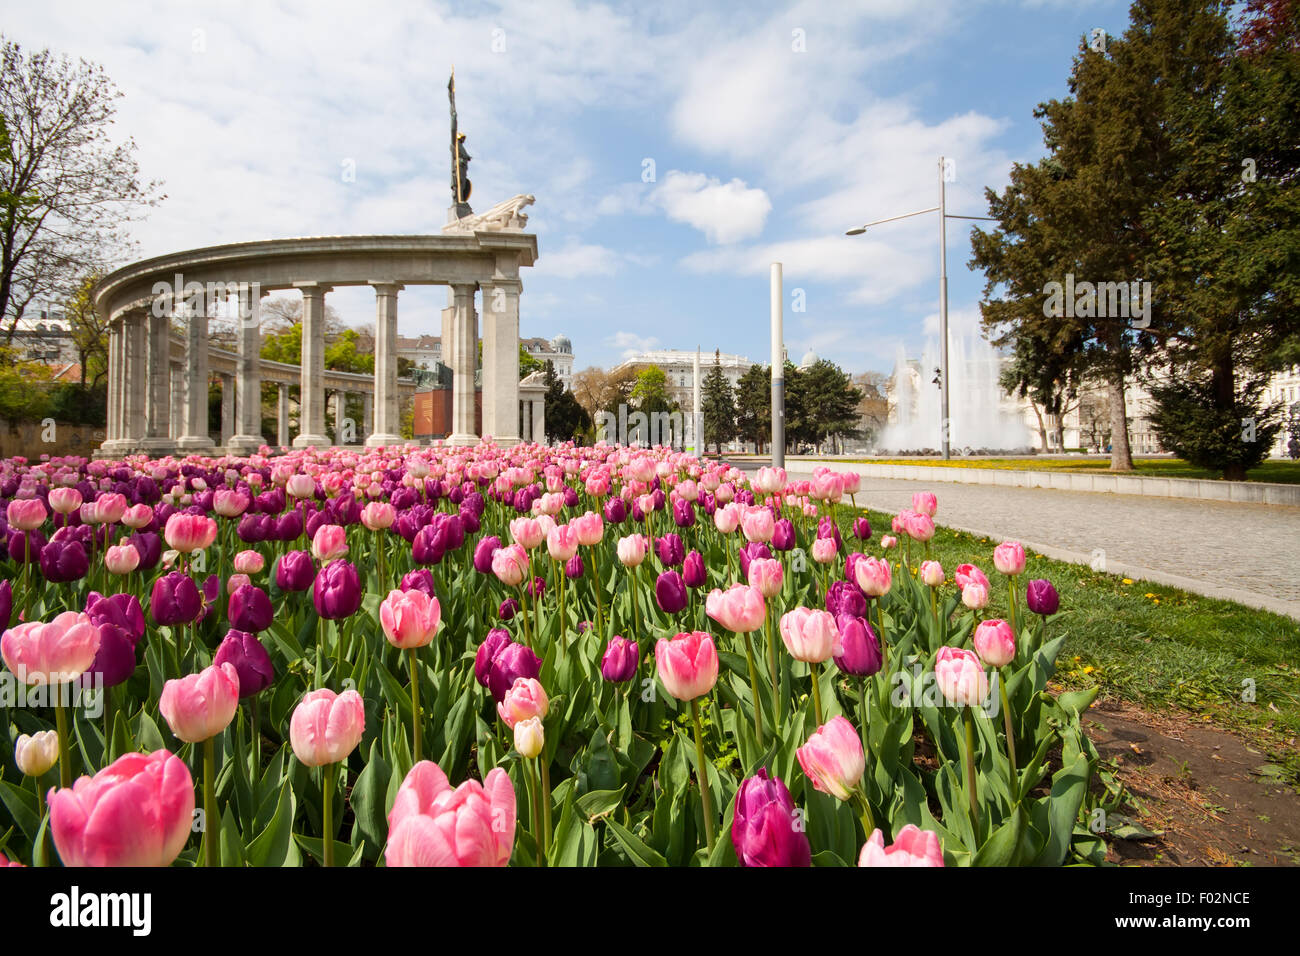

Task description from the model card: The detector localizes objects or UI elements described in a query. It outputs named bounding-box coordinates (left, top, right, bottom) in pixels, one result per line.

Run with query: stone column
left=277, top=384, right=289, bottom=447
left=101, top=321, right=122, bottom=451
left=219, top=373, right=235, bottom=447
left=170, top=363, right=184, bottom=440
left=293, top=282, right=332, bottom=447
left=139, top=309, right=173, bottom=454
left=361, top=392, right=373, bottom=443
left=176, top=292, right=215, bottom=452
left=331, top=390, right=346, bottom=445
left=119, top=310, right=148, bottom=451
left=447, top=283, right=479, bottom=445
left=227, top=285, right=266, bottom=455
left=367, top=282, right=404, bottom=447
left=481, top=279, right=522, bottom=446
left=532, top=398, right=545, bottom=446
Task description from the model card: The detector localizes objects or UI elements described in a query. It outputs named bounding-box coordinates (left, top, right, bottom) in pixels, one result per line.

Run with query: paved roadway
left=725, top=461, right=1300, bottom=620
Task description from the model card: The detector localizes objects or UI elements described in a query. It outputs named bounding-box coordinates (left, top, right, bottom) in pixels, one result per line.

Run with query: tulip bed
left=0, top=446, right=1111, bottom=867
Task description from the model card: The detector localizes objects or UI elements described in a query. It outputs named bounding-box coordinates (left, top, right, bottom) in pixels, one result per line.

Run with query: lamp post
left=846, top=156, right=994, bottom=460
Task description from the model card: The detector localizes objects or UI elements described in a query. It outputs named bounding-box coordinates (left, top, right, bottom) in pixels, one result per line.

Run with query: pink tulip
left=163, top=513, right=218, bottom=553
left=811, top=538, right=838, bottom=564
left=616, top=534, right=647, bottom=567
left=6, top=498, right=46, bottom=532
left=973, top=619, right=1016, bottom=668
left=227, top=573, right=252, bottom=594
left=361, top=501, right=396, bottom=531
left=935, top=646, right=989, bottom=707
left=1, top=612, right=101, bottom=685
left=919, top=560, right=944, bottom=587
left=386, top=761, right=516, bottom=867
left=48, top=750, right=195, bottom=867
left=509, top=517, right=545, bottom=550
left=159, top=662, right=240, bottom=743
left=779, top=607, right=841, bottom=663
left=705, top=584, right=766, bottom=633
left=797, top=716, right=865, bottom=800
left=858, top=825, right=944, bottom=867
left=497, top=676, right=549, bottom=728
left=911, top=492, right=938, bottom=518
left=47, top=488, right=83, bottom=516
left=571, top=511, right=604, bottom=546
left=14, top=730, right=59, bottom=777
left=212, top=490, right=250, bottom=518
left=121, top=503, right=153, bottom=529
left=491, top=544, right=529, bottom=587
left=290, top=688, right=365, bottom=766
left=546, top=524, right=579, bottom=562
left=654, top=631, right=719, bottom=701
left=104, top=543, right=140, bottom=575
left=233, top=550, right=265, bottom=574
left=853, top=555, right=892, bottom=598
left=311, top=524, right=349, bottom=562
left=961, top=582, right=989, bottom=610
left=880, top=534, right=897, bottom=550
left=286, top=474, right=316, bottom=498
left=993, top=541, right=1027, bottom=576
left=740, top=507, right=775, bottom=543
left=379, top=588, right=442, bottom=649
left=94, top=493, right=128, bottom=525
left=753, top=466, right=786, bottom=494
left=903, top=512, right=935, bottom=542
left=955, top=563, right=991, bottom=592
left=746, top=557, right=784, bottom=598
left=714, top=502, right=742, bottom=534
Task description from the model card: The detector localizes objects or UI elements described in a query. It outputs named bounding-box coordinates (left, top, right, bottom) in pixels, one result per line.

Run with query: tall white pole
left=939, top=156, right=951, bottom=460
left=693, top=346, right=702, bottom=454
left=771, top=262, right=784, bottom=466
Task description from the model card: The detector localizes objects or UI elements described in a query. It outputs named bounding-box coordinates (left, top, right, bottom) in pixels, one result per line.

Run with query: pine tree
left=734, top=364, right=771, bottom=453
left=701, top=350, right=736, bottom=454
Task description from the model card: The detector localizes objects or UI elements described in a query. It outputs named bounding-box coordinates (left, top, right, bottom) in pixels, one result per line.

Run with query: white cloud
left=537, top=239, right=622, bottom=279
left=608, top=331, right=659, bottom=359
left=651, top=171, right=771, bottom=244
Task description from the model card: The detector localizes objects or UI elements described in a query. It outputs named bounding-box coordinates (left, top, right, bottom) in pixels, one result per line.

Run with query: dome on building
left=798, top=348, right=819, bottom=369
left=550, top=334, right=572, bottom=354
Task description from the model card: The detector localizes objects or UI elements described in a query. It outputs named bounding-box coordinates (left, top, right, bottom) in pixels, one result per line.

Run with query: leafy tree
left=0, top=39, right=163, bottom=342
left=519, top=344, right=543, bottom=378
left=542, top=360, right=591, bottom=443
left=734, top=363, right=771, bottom=453
left=630, top=365, right=677, bottom=415
left=701, top=349, right=736, bottom=453
left=801, top=359, right=863, bottom=452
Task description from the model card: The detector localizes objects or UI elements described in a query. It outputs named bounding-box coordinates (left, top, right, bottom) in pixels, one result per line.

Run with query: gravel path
left=728, top=462, right=1300, bottom=620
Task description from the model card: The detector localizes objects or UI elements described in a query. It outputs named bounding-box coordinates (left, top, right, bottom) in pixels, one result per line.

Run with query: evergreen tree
left=701, top=349, right=736, bottom=453
left=734, top=363, right=771, bottom=453
left=542, top=359, right=591, bottom=444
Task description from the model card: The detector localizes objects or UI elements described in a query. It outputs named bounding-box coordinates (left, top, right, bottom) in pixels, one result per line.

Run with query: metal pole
left=939, top=156, right=951, bottom=460
left=693, top=346, right=702, bottom=454
left=771, top=262, right=784, bottom=467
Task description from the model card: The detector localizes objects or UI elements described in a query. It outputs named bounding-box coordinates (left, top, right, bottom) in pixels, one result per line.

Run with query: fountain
left=879, top=330, right=1032, bottom=454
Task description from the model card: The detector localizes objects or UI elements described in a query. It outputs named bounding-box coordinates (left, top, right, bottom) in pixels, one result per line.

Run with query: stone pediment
left=443, top=194, right=535, bottom=234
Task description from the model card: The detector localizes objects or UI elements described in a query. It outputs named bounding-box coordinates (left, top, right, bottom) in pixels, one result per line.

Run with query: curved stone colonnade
left=93, top=223, right=538, bottom=457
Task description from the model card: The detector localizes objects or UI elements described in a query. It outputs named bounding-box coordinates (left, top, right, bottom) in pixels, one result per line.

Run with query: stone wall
left=0, top=418, right=105, bottom=459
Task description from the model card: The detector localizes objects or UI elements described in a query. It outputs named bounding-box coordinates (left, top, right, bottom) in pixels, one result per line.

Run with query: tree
left=519, top=344, right=543, bottom=379
left=852, top=371, right=890, bottom=445
left=629, top=365, right=676, bottom=415
left=63, top=272, right=107, bottom=388
left=701, top=349, right=736, bottom=453
left=1148, top=375, right=1282, bottom=474
left=0, top=39, right=163, bottom=343
left=734, top=363, right=771, bottom=453
left=801, top=359, right=863, bottom=453
left=572, top=366, right=610, bottom=420
left=541, top=360, right=591, bottom=443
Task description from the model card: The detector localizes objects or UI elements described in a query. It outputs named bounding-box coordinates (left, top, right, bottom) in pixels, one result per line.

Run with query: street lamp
left=846, top=156, right=995, bottom=460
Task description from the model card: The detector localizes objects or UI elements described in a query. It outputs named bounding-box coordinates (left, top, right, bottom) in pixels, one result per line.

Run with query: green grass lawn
left=840, top=506, right=1300, bottom=778
left=781, top=456, right=1300, bottom=484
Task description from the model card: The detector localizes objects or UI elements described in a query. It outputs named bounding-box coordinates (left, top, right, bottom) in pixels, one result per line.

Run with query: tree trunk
left=1031, top=401, right=1048, bottom=452
left=1107, top=368, right=1134, bottom=471
left=1212, top=348, right=1246, bottom=481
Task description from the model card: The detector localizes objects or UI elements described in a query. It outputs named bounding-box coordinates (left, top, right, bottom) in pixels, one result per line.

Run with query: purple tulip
left=852, top=517, right=872, bottom=541
left=237, top=513, right=269, bottom=543
left=412, top=524, right=447, bottom=565
left=86, top=591, right=145, bottom=642
left=275, top=550, right=316, bottom=592
left=228, top=584, right=273, bottom=632
left=656, top=533, right=684, bottom=568
left=672, top=498, right=695, bottom=528
left=214, top=630, right=275, bottom=698
left=816, top=516, right=842, bottom=551
left=1026, top=579, right=1060, bottom=617
left=603, top=497, right=627, bottom=524
left=150, top=571, right=202, bottom=626
left=485, top=640, right=543, bottom=702
left=0, top=580, right=10, bottom=630
left=600, top=636, right=639, bottom=683
left=825, top=580, right=866, bottom=620
left=738, top=541, right=773, bottom=580
left=683, top=550, right=706, bottom=589
left=475, top=628, right=511, bottom=687
left=400, top=568, right=436, bottom=596
left=732, top=769, right=812, bottom=867
left=197, top=574, right=221, bottom=624
left=833, top=614, right=882, bottom=678
left=129, top=531, right=163, bottom=570
left=565, top=553, right=584, bottom=579
left=526, top=576, right=546, bottom=599
left=458, top=506, right=481, bottom=534
left=40, top=538, right=88, bottom=583
left=654, top=570, right=688, bottom=614
left=8, top=530, right=45, bottom=564
left=631, top=500, right=644, bottom=522
left=771, top=518, right=796, bottom=552
left=499, top=597, right=520, bottom=621
left=81, top=591, right=145, bottom=688
left=650, top=488, right=666, bottom=512
left=473, top=535, right=501, bottom=574
left=313, top=559, right=361, bottom=620
left=563, top=486, right=579, bottom=508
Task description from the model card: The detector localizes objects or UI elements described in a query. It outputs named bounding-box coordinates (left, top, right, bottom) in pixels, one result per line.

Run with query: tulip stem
left=873, top=600, right=888, bottom=677
left=857, top=677, right=870, bottom=756
left=539, top=755, right=552, bottom=864
left=322, top=761, right=336, bottom=868
left=376, top=530, right=386, bottom=593
left=527, top=759, right=545, bottom=866
left=853, top=787, right=875, bottom=837
left=765, top=606, right=782, bottom=730
left=810, top=660, right=823, bottom=726
left=589, top=547, right=605, bottom=630
left=962, top=706, right=980, bottom=839
left=557, top=561, right=566, bottom=645
left=740, top=631, right=764, bottom=747
left=203, top=736, right=218, bottom=868
left=689, top=698, right=716, bottom=853
left=1007, top=578, right=1019, bottom=644
left=408, top=647, right=422, bottom=763
left=54, top=703, right=72, bottom=790
left=629, top=564, right=640, bottom=637
left=103, top=684, right=114, bottom=758
left=999, top=669, right=1018, bottom=792
left=251, top=696, right=261, bottom=807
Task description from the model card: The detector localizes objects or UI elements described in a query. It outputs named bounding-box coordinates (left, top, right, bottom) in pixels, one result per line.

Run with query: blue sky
left=9, top=0, right=1131, bottom=375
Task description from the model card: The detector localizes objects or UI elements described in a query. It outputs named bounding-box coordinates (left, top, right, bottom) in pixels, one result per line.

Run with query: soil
left=1084, top=697, right=1300, bottom=866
